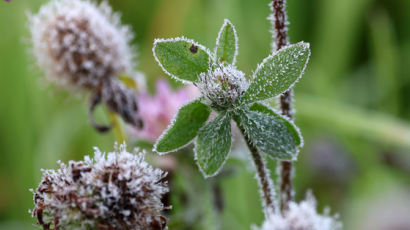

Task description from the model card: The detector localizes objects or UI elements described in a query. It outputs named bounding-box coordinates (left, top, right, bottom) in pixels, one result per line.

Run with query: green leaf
left=195, top=112, right=232, bottom=177
left=154, top=100, right=211, bottom=153
left=237, top=105, right=302, bottom=160
left=241, top=42, right=310, bottom=104
left=250, top=103, right=302, bottom=146
left=153, top=38, right=211, bottom=83
left=215, top=19, right=238, bottom=65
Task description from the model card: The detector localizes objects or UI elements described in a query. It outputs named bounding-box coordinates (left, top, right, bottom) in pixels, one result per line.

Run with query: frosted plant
left=254, top=193, right=342, bottom=230
left=152, top=19, right=309, bottom=175
left=30, top=143, right=168, bottom=230
left=152, top=19, right=310, bottom=214
left=29, top=0, right=143, bottom=132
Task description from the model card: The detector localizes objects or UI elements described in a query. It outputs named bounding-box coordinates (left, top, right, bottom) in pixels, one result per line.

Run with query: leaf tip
left=223, top=18, right=233, bottom=27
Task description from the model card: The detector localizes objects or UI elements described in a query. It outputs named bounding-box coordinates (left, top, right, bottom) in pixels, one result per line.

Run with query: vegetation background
left=0, top=0, right=409, bottom=229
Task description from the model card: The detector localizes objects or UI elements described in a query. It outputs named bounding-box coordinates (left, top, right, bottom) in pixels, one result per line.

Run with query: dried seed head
left=89, top=80, right=144, bottom=132
left=29, top=0, right=136, bottom=90
left=31, top=143, right=169, bottom=230
left=197, top=64, right=248, bottom=109
left=255, top=193, right=342, bottom=230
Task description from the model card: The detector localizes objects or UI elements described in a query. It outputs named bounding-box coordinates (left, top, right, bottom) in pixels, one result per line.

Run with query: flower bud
left=197, top=64, right=248, bottom=109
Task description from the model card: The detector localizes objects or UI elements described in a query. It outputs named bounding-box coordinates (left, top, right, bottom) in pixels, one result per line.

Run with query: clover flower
left=31, top=144, right=169, bottom=230
left=152, top=19, right=310, bottom=177
left=29, top=0, right=134, bottom=90
left=130, top=79, right=199, bottom=142
left=255, top=193, right=342, bottom=230
left=197, top=64, right=248, bottom=109
left=29, top=0, right=143, bottom=131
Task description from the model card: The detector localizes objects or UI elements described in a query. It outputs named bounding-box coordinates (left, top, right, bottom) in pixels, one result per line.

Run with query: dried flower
left=130, top=79, right=199, bottom=142
left=254, top=193, right=342, bottom=230
left=31, top=143, right=169, bottom=230
left=29, top=0, right=134, bottom=89
left=29, top=0, right=143, bottom=131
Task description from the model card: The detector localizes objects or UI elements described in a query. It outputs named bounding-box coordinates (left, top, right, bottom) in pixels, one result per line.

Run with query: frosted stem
left=272, top=0, right=294, bottom=213
left=237, top=122, right=276, bottom=216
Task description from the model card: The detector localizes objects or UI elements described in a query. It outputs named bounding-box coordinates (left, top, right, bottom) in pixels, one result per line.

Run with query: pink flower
left=130, top=79, right=199, bottom=142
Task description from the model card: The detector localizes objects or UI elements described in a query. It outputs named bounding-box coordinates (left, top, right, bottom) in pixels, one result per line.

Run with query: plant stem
left=236, top=121, right=276, bottom=216
left=272, top=0, right=294, bottom=213
left=106, top=108, right=127, bottom=144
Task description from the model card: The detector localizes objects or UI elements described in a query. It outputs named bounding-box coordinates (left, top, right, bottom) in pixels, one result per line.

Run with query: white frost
left=197, top=64, right=249, bottom=108
left=31, top=143, right=169, bottom=230
left=29, top=0, right=137, bottom=90
left=254, top=192, right=342, bottom=230
left=152, top=37, right=213, bottom=84
left=214, top=19, right=239, bottom=65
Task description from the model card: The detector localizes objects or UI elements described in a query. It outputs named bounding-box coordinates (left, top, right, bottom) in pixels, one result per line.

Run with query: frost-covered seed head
left=31, top=144, right=168, bottom=230
left=29, top=0, right=136, bottom=90
left=255, top=193, right=342, bottom=230
left=197, top=64, right=248, bottom=109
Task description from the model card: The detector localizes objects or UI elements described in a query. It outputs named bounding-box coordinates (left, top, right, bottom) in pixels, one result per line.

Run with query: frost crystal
left=29, top=0, right=136, bottom=90
left=197, top=64, right=248, bottom=108
left=255, top=193, right=342, bottom=230
left=31, top=144, right=169, bottom=230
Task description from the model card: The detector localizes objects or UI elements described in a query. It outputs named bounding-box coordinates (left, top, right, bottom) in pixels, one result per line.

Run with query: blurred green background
left=1, top=0, right=410, bottom=229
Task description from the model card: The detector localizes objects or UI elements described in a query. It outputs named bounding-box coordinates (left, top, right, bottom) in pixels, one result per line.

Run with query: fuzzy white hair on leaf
left=252, top=42, right=310, bottom=83
left=153, top=99, right=203, bottom=155
left=152, top=37, right=213, bottom=84
left=214, top=19, right=239, bottom=65
left=193, top=112, right=233, bottom=178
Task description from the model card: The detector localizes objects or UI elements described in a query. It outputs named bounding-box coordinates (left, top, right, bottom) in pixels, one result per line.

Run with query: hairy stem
left=272, top=0, right=294, bottom=212
left=236, top=121, right=276, bottom=216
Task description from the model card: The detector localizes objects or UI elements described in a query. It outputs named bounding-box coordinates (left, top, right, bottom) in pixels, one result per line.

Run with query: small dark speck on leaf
left=189, top=44, right=198, bottom=54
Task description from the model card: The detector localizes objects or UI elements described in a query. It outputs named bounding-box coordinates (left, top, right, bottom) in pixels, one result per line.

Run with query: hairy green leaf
left=242, top=42, right=310, bottom=104
left=195, top=112, right=232, bottom=177
left=215, top=19, right=238, bottom=65
left=237, top=106, right=302, bottom=160
left=154, top=100, right=211, bottom=153
left=153, top=38, right=210, bottom=83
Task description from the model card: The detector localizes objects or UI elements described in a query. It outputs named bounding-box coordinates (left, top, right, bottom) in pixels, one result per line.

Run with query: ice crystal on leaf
left=152, top=19, right=310, bottom=177
left=154, top=99, right=211, bottom=154
left=31, top=143, right=168, bottom=230
left=242, top=42, right=310, bottom=104
left=215, top=19, right=238, bottom=65
left=254, top=193, right=342, bottom=230
left=195, top=111, right=232, bottom=177
left=153, top=37, right=211, bottom=83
